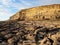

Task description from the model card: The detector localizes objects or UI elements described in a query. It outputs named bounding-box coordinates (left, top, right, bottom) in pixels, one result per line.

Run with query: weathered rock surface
left=0, top=20, right=60, bottom=45
left=10, top=4, right=60, bottom=21
left=0, top=4, right=60, bottom=45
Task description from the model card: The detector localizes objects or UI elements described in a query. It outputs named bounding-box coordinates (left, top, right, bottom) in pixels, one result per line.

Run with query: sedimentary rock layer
left=10, top=4, right=60, bottom=21
left=0, top=4, right=60, bottom=45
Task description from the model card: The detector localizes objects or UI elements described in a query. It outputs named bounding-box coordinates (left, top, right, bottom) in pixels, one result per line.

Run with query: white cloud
left=0, top=0, right=32, bottom=21
left=0, top=6, right=12, bottom=21
left=1, top=0, right=31, bottom=10
left=19, top=0, right=32, bottom=5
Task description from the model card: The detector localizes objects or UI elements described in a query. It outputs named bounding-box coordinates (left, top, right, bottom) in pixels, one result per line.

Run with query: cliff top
left=10, top=4, right=60, bottom=21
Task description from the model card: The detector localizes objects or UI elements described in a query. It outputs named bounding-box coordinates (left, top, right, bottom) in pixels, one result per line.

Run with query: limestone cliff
left=10, top=4, right=60, bottom=21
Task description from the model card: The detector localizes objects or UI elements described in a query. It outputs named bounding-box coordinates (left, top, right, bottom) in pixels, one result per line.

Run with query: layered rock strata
left=0, top=4, right=60, bottom=45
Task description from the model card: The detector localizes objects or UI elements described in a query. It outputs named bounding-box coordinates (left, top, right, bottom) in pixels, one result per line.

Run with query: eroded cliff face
left=10, top=4, right=60, bottom=21
left=0, top=4, right=60, bottom=45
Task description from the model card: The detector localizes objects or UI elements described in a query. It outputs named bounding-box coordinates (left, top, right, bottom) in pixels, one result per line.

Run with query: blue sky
left=0, top=0, right=60, bottom=21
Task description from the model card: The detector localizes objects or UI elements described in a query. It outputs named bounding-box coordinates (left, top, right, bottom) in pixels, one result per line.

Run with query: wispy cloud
left=0, top=6, right=12, bottom=21
left=19, top=0, right=32, bottom=5
left=0, top=0, right=31, bottom=21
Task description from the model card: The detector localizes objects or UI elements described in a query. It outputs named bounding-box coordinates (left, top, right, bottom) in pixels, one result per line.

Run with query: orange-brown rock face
left=0, top=4, right=60, bottom=45
left=10, top=4, right=60, bottom=21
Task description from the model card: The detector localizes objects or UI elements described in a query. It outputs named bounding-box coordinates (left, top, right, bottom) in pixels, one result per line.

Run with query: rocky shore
left=0, top=20, right=60, bottom=45
left=0, top=4, right=60, bottom=45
